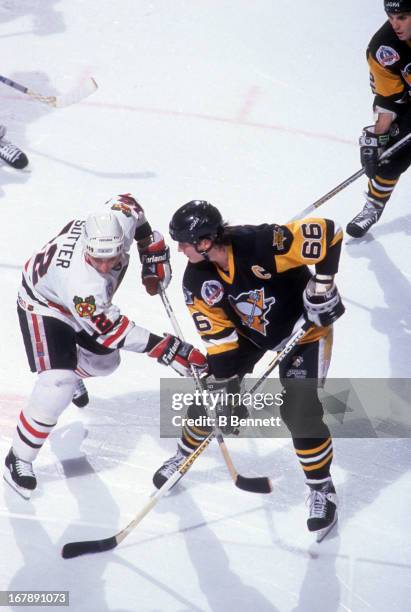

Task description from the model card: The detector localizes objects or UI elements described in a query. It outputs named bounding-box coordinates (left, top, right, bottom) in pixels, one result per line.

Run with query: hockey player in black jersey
left=347, top=0, right=411, bottom=237
left=154, top=200, right=345, bottom=538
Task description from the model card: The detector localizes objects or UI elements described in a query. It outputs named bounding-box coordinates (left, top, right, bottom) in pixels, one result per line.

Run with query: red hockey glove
left=139, top=231, right=172, bottom=296
left=148, top=334, right=208, bottom=377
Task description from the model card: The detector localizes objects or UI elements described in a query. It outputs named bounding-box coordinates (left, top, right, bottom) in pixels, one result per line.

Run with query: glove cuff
left=361, top=125, right=390, bottom=147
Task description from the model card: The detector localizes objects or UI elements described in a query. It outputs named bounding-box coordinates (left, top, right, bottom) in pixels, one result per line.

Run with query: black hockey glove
left=303, top=275, right=345, bottom=328
left=359, top=125, right=390, bottom=179
left=205, top=375, right=248, bottom=435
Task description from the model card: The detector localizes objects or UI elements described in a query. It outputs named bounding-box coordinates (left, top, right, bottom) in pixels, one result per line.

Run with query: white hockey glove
left=205, top=375, right=248, bottom=435
left=148, top=334, right=208, bottom=377
left=139, top=231, right=172, bottom=296
left=303, top=275, right=345, bottom=328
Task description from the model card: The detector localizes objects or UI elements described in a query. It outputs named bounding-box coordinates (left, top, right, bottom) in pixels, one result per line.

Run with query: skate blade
left=315, top=515, right=338, bottom=543
left=3, top=473, right=33, bottom=500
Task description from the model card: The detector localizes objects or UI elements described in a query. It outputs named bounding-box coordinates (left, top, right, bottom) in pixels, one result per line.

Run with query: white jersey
left=18, top=195, right=151, bottom=351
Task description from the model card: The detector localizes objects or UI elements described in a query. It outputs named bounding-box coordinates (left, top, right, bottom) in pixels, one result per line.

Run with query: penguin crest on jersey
left=272, top=226, right=287, bottom=251
left=228, top=288, right=275, bottom=335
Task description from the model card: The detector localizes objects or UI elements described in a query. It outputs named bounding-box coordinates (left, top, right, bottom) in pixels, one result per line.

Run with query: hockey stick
left=288, top=130, right=411, bottom=221
left=159, top=287, right=272, bottom=494
left=0, top=74, right=98, bottom=108
left=247, top=318, right=312, bottom=395
left=61, top=431, right=215, bottom=559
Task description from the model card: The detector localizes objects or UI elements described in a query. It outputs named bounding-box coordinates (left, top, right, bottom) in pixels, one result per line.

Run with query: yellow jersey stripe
left=295, top=437, right=332, bottom=456
left=301, top=451, right=333, bottom=472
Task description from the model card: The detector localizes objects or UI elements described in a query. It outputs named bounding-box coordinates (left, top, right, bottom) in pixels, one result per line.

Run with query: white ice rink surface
left=0, top=1, right=411, bottom=610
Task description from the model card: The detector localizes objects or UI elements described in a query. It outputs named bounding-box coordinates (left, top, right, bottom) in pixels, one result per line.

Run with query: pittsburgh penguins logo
left=272, top=226, right=287, bottom=251
left=228, top=288, right=275, bottom=335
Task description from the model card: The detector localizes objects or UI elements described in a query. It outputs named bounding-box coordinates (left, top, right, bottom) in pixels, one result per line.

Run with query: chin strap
left=194, top=242, right=213, bottom=261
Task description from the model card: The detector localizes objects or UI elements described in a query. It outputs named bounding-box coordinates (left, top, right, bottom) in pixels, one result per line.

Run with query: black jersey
left=367, top=21, right=411, bottom=113
left=182, top=218, right=343, bottom=377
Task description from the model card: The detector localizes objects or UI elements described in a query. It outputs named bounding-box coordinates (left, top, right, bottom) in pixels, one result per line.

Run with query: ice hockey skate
left=0, top=125, right=28, bottom=170
left=153, top=446, right=188, bottom=489
left=72, top=379, right=89, bottom=408
left=3, top=448, right=37, bottom=500
left=306, top=479, right=338, bottom=542
left=346, top=199, right=384, bottom=238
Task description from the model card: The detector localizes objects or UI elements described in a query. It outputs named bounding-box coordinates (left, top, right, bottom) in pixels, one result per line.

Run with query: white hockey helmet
left=83, top=212, right=124, bottom=259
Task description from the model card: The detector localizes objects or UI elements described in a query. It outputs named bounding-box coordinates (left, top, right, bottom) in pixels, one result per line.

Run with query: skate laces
left=0, top=140, right=22, bottom=162
left=353, top=201, right=381, bottom=225
left=160, top=449, right=186, bottom=478
left=307, top=489, right=328, bottom=518
left=15, top=458, right=35, bottom=479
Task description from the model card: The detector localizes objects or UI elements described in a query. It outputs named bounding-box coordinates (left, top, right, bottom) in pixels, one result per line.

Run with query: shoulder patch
left=401, top=62, right=411, bottom=85
left=110, top=202, right=132, bottom=217
left=183, top=285, right=194, bottom=305
left=73, top=295, right=96, bottom=317
left=272, top=225, right=289, bottom=253
left=107, top=193, right=144, bottom=217
left=376, top=45, right=400, bottom=67
left=201, top=280, right=224, bottom=306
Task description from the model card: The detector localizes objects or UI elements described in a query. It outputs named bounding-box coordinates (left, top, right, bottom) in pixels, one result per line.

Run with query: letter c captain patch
left=251, top=265, right=272, bottom=280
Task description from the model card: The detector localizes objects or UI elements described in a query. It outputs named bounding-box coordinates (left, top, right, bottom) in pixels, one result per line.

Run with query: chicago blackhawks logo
left=110, top=202, right=132, bottom=217
left=73, top=295, right=96, bottom=318
left=108, top=193, right=143, bottom=217
left=228, top=288, right=275, bottom=335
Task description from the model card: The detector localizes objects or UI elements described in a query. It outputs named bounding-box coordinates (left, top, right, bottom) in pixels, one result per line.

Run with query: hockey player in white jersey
left=4, top=193, right=207, bottom=499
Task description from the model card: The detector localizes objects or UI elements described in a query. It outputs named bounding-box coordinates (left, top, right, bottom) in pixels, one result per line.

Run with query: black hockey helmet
left=169, top=200, right=223, bottom=244
left=384, top=0, right=411, bottom=13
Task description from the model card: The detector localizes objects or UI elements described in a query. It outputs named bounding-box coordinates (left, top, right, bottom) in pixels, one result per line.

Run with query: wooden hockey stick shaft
left=288, top=130, right=411, bottom=221
left=61, top=431, right=215, bottom=559
left=0, top=74, right=97, bottom=108
left=159, top=287, right=272, bottom=494
left=247, top=319, right=312, bottom=395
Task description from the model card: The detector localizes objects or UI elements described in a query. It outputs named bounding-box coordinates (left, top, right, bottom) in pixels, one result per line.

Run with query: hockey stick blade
left=25, top=77, right=98, bottom=108
left=62, top=535, right=118, bottom=559
left=54, top=77, right=98, bottom=108
left=235, top=474, right=272, bottom=494
left=62, top=434, right=215, bottom=559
